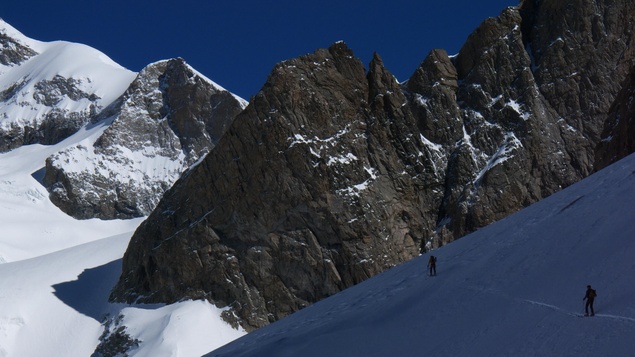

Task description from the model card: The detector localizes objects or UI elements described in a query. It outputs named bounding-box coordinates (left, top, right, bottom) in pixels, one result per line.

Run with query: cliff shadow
left=52, top=259, right=122, bottom=321
left=31, top=166, right=46, bottom=186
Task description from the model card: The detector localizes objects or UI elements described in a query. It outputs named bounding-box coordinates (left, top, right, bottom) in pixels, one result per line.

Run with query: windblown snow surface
left=210, top=153, right=635, bottom=356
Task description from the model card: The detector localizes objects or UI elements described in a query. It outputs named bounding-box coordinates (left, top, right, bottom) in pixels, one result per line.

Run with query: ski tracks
left=464, top=285, right=635, bottom=323
left=523, top=299, right=635, bottom=323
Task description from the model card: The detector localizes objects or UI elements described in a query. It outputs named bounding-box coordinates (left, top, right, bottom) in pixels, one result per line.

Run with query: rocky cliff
left=430, top=0, right=635, bottom=243
left=111, top=44, right=436, bottom=329
left=42, top=58, right=246, bottom=219
left=112, top=0, right=635, bottom=331
left=595, top=65, right=635, bottom=170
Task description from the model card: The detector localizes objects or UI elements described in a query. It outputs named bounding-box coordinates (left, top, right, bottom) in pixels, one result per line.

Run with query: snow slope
left=0, top=108, right=245, bottom=357
left=210, top=153, right=635, bottom=356
left=0, top=118, right=143, bottom=263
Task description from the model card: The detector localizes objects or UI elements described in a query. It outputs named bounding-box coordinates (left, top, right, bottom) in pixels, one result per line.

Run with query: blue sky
left=2, top=0, right=516, bottom=100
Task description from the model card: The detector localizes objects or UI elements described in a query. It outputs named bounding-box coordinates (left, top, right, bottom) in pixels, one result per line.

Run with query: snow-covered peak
left=0, top=20, right=250, bottom=355
left=2, top=40, right=134, bottom=104
left=0, top=19, right=136, bottom=144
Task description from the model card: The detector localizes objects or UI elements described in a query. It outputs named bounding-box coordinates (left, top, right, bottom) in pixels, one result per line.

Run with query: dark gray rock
left=0, top=32, right=37, bottom=66
left=111, top=43, right=436, bottom=330
left=32, top=75, right=100, bottom=106
left=433, top=0, right=635, bottom=244
left=595, top=65, right=635, bottom=170
left=0, top=74, right=99, bottom=151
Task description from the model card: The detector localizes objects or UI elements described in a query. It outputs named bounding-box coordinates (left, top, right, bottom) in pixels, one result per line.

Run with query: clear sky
left=2, top=0, right=516, bottom=100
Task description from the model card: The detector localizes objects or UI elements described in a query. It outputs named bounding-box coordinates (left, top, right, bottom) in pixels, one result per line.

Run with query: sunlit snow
left=0, top=19, right=245, bottom=356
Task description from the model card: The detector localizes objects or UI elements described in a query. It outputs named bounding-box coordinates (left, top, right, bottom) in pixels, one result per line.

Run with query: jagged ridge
left=104, top=0, right=634, bottom=331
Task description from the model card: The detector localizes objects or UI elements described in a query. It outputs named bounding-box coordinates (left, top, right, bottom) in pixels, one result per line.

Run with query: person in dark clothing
left=427, top=255, right=437, bottom=276
left=583, top=285, right=597, bottom=316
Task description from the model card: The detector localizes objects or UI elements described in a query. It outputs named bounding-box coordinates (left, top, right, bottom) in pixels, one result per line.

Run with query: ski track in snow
left=465, top=284, right=635, bottom=324
left=523, top=299, right=635, bottom=322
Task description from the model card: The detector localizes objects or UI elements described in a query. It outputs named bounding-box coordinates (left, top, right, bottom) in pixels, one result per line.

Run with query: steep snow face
left=0, top=19, right=136, bottom=150
left=210, top=153, right=635, bottom=356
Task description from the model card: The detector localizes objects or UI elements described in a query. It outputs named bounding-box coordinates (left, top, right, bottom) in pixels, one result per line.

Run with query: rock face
left=430, top=0, right=635, bottom=243
left=112, top=44, right=435, bottom=329
left=43, top=58, right=246, bottom=219
left=595, top=65, right=635, bottom=170
left=112, top=0, right=635, bottom=331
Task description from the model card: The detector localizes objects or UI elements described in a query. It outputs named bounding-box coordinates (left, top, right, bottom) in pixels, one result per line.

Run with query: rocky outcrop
left=112, top=0, right=635, bottom=331
left=426, top=0, right=635, bottom=244
left=0, top=73, right=101, bottom=151
left=0, top=32, right=37, bottom=66
left=43, top=58, right=246, bottom=219
left=431, top=6, right=572, bottom=243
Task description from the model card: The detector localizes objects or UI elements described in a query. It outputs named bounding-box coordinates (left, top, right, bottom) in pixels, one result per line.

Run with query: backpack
left=589, top=289, right=597, bottom=298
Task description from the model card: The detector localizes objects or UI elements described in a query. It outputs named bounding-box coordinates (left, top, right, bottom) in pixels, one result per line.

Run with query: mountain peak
left=0, top=22, right=136, bottom=151
left=42, top=55, right=246, bottom=220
